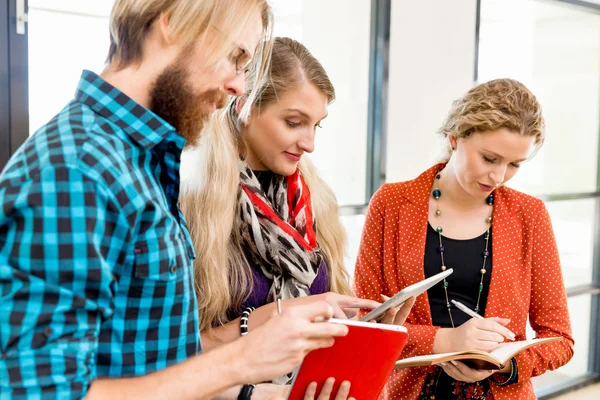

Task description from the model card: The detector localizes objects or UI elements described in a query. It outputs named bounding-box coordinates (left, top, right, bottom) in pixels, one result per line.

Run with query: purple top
left=242, top=258, right=330, bottom=311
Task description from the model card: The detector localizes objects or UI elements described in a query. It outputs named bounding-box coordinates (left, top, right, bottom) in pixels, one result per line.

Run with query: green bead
left=475, top=306, right=480, bottom=313
left=443, top=281, right=448, bottom=288
left=446, top=304, right=451, bottom=310
left=436, top=226, right=443, bottom=233
left=479, top=284, right=484, bottom=291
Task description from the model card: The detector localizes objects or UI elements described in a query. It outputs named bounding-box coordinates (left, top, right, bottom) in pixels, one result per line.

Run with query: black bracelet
left=492, top=358, right=518, bottom=386
left=240, top=306, right=255, bottom=336
left=238, top=308, right=256, bottom=399
left=237, top=384, right=255, bottom=400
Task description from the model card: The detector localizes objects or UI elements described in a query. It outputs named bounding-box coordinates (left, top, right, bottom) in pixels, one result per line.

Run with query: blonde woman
left=181, top=37, right=413, bottom=398
left=354, top=79, right=574, bottom=399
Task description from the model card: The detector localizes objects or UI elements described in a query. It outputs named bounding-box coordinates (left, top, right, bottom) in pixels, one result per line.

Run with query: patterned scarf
left=238, top=164, right=322, bottom=303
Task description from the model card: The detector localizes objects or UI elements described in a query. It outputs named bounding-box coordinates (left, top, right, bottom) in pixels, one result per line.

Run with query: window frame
left=474, top=0, right=600, bottom=397
left=1, top=0, right=28, bottom=170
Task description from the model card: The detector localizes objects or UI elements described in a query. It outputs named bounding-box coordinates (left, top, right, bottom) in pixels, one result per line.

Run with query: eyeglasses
left=211, top=26, right=254, bottom=75
left=229, top=46, right=252, bottom=75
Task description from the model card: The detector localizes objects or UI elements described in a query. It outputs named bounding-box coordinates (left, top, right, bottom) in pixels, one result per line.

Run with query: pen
left=451, top=299, right=484, bottom=320
left=450, top=300, right=516, bottom=340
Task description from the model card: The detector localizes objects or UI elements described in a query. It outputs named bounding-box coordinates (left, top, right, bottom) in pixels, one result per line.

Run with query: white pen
left=450, top=299, right=516, bottom=340
left=450, top=299, right=484, bottom=320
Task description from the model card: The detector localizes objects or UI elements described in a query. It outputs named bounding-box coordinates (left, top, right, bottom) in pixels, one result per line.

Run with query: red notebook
left=286, top=319, right=408, bottom=400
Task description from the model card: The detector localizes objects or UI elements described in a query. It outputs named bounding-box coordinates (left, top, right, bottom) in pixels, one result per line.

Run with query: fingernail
left=450, top=360, right=457, bottom=366
left=440, top=362, right=447, bottom=366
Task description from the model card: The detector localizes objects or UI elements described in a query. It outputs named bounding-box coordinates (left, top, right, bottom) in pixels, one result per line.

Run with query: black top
left=423, top=224, right=496, bottom=397
left=424, top=223, right=493, bottom=328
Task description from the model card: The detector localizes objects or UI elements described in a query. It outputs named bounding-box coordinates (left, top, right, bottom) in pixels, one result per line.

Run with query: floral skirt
left=417, top=367, right=494, bottom=400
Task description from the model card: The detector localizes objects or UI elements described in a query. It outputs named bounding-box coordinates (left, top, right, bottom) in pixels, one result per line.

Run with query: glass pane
left=29, top=0, right=371, bottom=207
left=546, top=198, right=595, bottom=288
left=28, top=1, right=113, bottom=135
left=340, top=213, right=366, bottom=280
left=479, top=0, right=600, bottom=195
left=532, top=294, right=591, bottom=395
left=271, top=0, right=371, bottom=206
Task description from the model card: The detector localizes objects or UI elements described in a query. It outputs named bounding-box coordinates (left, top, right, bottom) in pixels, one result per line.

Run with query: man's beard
left=149, top=57, right=229, bottom=147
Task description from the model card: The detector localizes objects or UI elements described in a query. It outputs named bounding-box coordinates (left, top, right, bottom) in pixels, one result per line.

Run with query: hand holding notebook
left=286, top=271, right=457, bottom=399
left=395, top=336, right=562, bottom=370
left=396, top=299, right=563, bottom=371
left=286, top=319, right=408, bottom=400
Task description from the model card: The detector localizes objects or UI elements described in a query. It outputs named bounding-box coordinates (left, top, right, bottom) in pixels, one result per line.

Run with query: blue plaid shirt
left=0, top=71, right=201, bottom=399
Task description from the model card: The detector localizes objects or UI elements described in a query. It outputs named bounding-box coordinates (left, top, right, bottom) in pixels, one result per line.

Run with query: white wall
left=385, top=0, right=478, bottom=184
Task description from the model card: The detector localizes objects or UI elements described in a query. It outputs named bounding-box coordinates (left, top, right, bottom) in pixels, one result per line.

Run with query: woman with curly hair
left=354, top=79, right=574, bottom=400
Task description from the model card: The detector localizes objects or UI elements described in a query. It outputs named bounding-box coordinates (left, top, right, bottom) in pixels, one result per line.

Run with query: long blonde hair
left=107, top=0, right=273, bottom=117
left=181, top=37, right=353, bottom=331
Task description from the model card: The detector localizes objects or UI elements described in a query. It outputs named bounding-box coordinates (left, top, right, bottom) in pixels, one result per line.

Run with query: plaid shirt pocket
left=132, top=243, right=183, bottom=283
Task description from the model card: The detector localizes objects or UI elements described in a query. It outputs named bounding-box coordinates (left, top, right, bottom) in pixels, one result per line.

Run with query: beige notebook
left=394, top=337, right=562, bottom=370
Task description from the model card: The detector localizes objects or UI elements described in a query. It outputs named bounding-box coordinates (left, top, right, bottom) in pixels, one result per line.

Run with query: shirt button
left=170, top=265, right=178, bottom=274
left=43, top=327, right=53, bottom=337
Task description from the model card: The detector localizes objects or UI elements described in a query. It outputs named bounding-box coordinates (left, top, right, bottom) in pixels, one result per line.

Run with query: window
left=479, top=0, right=600, bottom=396
left=24, top=0, right=375, bottom=208
left=340, top=213, right=367, bottom=278
left=531, top=295, right=592, bottom=395
left=546, top=198, right=596, bottom=288
left=28, top=1, right=113, bottom=135
left=479, top=0, right=600, bottom=196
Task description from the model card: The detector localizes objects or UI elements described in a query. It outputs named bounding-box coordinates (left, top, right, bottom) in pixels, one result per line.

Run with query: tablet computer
left=286, top=319, right=408, bottom=400
left=359, top=268, right=453, bottom=322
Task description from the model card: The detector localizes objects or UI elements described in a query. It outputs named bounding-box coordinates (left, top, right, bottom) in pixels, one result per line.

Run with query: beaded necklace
left=431, top=173, right=494, bottom=328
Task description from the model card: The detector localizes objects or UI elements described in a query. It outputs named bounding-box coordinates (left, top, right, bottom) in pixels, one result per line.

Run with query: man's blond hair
left=107, top=0, right=273, bottom=113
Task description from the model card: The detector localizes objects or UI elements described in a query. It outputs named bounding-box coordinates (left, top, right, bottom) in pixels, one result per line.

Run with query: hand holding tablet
left=360, top=268, right=454, bottom=322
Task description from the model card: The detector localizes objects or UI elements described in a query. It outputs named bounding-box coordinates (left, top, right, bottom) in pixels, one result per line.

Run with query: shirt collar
left=74, top=70, right=185, bottom=150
